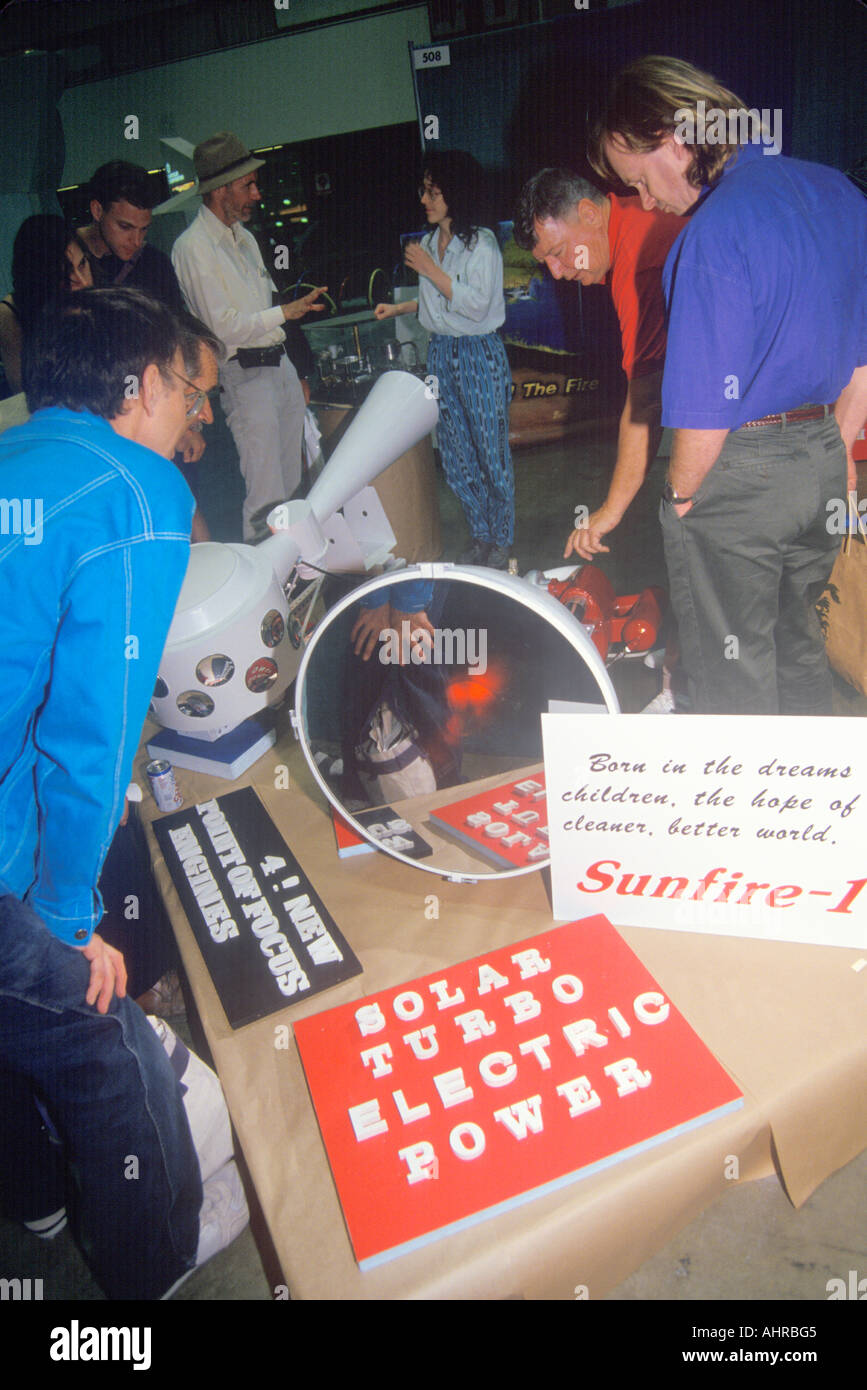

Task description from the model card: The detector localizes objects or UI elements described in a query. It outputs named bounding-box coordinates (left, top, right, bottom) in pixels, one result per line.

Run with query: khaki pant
left=220, top=353, right=305, bottom=541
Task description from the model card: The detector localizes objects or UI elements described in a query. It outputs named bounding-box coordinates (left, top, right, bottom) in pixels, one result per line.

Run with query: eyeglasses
left=170, top=367, right=208, bottom=420
left=418, top=183, right=442, bottom=200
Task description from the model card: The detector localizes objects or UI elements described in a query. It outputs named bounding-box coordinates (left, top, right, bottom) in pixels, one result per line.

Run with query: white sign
left=541, top=714, right=867, bottom=950
left=413, top=45, right=450, bottom=69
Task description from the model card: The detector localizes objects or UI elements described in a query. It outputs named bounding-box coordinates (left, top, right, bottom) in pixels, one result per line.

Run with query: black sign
left=154, top=787, right=361, bottom=1028
left=355, top=806, right=433, bottom=860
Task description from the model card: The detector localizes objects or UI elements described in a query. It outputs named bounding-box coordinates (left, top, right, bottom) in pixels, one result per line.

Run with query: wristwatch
left=663, top=480, right=694, bottom=504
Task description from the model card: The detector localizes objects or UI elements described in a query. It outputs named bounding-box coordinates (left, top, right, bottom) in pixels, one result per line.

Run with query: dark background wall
left=413, top=0, right=867, bottom=214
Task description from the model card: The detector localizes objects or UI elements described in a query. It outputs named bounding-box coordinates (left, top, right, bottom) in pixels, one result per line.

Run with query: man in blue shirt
left=0, top=289, right=242, bottom=1298
left=591, top=55, right=867, bottom=714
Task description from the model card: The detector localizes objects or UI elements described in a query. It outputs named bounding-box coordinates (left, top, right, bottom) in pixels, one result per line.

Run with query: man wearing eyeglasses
left=174, top=354, right=218, bottom=489
left=172, top=312, right=223, bottom=541
left=0, top=288, right=248, bottom=1297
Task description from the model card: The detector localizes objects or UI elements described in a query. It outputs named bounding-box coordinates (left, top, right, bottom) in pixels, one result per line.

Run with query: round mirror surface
left=294, top=565, right=619, bottom=880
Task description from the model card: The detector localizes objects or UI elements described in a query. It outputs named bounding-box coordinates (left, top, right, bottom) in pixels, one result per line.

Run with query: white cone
left=307, top=370, right=438, bottom=525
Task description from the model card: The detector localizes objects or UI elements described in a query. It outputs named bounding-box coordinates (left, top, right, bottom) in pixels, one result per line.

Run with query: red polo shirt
left=605, top=194, right=684, bottom=380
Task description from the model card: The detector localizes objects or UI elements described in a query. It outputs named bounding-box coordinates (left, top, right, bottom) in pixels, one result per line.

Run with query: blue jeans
left=0, top=895, right=202, bottom=1299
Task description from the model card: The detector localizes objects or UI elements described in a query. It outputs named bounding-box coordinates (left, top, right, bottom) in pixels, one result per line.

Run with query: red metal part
left=614, top=586, right=667, bottom=652
left=547, top=565, right=616, bottom=659
left=548, top=566, right=667, bottom=658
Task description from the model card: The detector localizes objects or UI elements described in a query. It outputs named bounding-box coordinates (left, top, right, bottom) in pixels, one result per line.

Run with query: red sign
left=428, top=772, right=549, bottom=869
left=332, top=808, right=374, bottom=859
left=294, top=915, right=742, bottom=1268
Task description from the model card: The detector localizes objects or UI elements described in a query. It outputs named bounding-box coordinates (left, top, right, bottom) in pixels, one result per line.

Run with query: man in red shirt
left=515, top=169, right=683, bottom=559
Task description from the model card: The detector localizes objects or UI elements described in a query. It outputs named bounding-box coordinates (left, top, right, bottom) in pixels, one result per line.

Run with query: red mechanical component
left=613, top=586, right=667, bottom=652
left=548, top=567, right=667, bottom=658
left=547, top=565, right=616, bottom=659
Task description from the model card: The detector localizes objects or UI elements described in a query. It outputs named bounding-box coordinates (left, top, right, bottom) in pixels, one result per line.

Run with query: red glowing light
left=445, top=662, right=506, bottom=713
left=443, top=662, right=508, bottom=744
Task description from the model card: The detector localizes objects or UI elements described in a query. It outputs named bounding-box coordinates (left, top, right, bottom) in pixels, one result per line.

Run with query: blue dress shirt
left=661, top=144, right=867, bottom=429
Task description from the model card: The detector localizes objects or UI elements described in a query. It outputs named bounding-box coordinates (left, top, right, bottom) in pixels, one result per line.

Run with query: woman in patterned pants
left=376, top=151, right=514, bottom=567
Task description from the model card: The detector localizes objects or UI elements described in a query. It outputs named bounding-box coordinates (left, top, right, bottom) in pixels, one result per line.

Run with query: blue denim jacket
left=0, top=408, right=193, bottom=945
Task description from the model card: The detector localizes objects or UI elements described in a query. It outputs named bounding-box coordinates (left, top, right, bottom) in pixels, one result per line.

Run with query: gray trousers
left=660, top=414, right=846, bottom=714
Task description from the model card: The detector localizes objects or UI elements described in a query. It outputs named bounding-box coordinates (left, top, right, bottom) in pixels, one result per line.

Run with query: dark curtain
left=412, top=0, right=866, bottom=219
left=0, top=52, right=67, bottom=298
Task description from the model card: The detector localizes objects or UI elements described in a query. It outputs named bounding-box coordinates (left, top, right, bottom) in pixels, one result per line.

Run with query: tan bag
left=816, top=492, right=867, bottom=694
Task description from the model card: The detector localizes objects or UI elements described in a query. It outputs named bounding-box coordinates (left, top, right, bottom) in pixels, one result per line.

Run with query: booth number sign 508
left=413, top=46, right=450, bottom=68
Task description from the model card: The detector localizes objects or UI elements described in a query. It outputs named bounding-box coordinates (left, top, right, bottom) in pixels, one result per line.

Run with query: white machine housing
left=151, top=370, right=438, bottom=740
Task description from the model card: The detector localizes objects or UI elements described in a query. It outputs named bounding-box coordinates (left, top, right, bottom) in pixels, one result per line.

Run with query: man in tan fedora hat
left=172, top=131, right=326, bottom=540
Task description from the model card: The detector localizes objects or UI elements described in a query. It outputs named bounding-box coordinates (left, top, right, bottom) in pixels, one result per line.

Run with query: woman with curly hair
left=376, top=150, right=513, bottom=567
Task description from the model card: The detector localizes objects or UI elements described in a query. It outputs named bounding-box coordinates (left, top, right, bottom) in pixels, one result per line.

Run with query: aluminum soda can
left=146, top=759, right=183, bottom=812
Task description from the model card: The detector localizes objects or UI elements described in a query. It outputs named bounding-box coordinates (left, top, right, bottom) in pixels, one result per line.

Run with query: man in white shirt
left=172, top=132, right=326, bottom=540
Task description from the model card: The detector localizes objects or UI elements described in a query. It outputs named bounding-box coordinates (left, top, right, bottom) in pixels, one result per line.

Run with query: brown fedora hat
left=194, top=132, right=264, bottom=195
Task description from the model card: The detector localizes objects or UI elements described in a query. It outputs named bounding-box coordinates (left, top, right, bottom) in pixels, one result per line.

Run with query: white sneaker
left=195, top=1158, right=250, bottom=1266
left=641, top=688, right=676, bottom=714
left=642, top=648, right=666, bottom=670
left=161, top=1158, right=249, bottom=1298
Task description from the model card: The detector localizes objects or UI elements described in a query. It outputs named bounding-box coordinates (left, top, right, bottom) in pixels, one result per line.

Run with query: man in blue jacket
left=0, top=289, right=240, bottom=1298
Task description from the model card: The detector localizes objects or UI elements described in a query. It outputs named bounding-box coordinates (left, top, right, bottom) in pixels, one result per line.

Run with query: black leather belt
left=229, top=345, right=285, bottom=368
left=739, top=404, right=831, bottom=429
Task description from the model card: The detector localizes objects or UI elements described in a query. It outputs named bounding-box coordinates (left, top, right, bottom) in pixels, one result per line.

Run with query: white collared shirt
left=171, top=203, right=286, bottom=353
left=416, top=226, right=505, bottom=337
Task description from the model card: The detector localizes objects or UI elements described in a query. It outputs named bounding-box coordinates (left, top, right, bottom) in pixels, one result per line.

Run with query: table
left=136, top=721, right=867, bottom=1300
